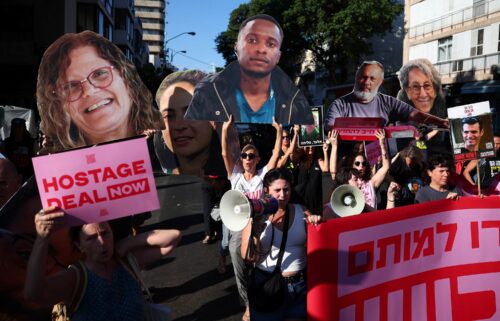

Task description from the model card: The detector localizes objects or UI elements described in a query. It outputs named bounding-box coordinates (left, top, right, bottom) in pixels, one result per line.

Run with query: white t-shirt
left=229, top=163, right=268, bottom=200
left=257, top=204, right=307, bottom=273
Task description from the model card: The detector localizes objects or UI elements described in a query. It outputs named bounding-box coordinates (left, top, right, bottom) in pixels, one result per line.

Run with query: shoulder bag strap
left=67, top=261, right=87, bottom=313
left=274, top=205, right=290, bottom=273
left=121, top=253, right=154, bottom=302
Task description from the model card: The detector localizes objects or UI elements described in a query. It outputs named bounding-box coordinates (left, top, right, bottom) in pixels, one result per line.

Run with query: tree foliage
left=215, top=0, right=403, bottom=85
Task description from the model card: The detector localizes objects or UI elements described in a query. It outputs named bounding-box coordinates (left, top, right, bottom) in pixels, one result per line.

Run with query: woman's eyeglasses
left=55, top=66, right=115, bottom=102
left=408, top=83, right=433, bottom=94
left=354, top=161, right=367, bottom=167
left=240, top=152, right=257, bottom=160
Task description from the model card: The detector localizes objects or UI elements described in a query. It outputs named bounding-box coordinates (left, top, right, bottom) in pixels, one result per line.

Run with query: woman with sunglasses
left=37, top=31, right=162, bottom=153
left=221, top=115, right=282, bottom=321
left=329, top=129, right=390, bottom=209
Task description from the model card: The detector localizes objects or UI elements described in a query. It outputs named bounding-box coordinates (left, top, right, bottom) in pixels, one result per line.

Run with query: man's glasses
left=354, top=161, right=367, bottom=167
left=409, top=83, right=433, bottom=94
left=240, top=152, right=257, bottom=160
left=55, top=66, right=115, bottom=102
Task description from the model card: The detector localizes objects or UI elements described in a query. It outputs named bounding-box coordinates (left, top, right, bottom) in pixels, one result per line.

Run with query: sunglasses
left=354, top=161, right=367, bottom=167
left=241, top=152, right=257, bottom=160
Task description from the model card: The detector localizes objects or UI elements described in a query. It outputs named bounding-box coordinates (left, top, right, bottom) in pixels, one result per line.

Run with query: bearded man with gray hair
left=324, top=61, right=448, bottom=130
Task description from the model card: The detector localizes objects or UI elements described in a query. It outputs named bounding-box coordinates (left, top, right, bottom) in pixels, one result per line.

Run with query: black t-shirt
left=415, top=185, right=463, bottom=204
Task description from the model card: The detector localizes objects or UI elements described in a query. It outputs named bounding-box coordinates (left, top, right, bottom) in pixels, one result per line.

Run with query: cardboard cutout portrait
left=184, top=15, right=314, bottom=125
left=36, top=30, right=162, bottom=153
left=448, top=101, right=494, bottom=162
left=153, top=70, right=226, bottom=177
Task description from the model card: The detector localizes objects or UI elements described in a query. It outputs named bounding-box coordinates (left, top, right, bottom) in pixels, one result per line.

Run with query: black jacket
left=185, top=61, right=314, bottom=125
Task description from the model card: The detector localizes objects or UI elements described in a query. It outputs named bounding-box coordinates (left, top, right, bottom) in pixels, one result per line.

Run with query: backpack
left=51, top=261, right=87, bottom=321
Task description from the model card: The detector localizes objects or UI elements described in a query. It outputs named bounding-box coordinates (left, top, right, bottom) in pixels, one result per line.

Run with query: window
left=97, top=10, right=112, bottom=40
left=473, top=0, right=486, bottom=18
left=438, top=37, right=452, bottom=62
left=77, top=3, right=97, bottom=32
left=470, top=29, right=484, bottom=56
left=452, top=60, right=463, bottom=72
left=115, top=9, right=127, bottom=30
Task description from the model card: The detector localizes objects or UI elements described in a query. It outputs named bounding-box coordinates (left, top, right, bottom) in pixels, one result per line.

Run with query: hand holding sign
left=34, top=207, right=66, bottom=239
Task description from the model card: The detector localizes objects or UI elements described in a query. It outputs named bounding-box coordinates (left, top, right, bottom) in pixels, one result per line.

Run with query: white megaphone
left=330, top=184, right=365, bottom=217
left=219, top=190, right=279, bottom=232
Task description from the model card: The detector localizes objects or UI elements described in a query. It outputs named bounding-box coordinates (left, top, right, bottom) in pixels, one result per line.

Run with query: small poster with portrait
left=298, top=106, right=324, bottom=147
left=447, top=101, right=495, bottom=162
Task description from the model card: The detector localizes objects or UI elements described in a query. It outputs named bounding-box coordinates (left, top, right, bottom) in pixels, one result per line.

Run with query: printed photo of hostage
left=37, top=30, right=163, bottom=153
left=448, top=102, right=495, bottom=162
left=298, top=106, right=324, bottom=147
left=185, top=14, right=314, bottom=125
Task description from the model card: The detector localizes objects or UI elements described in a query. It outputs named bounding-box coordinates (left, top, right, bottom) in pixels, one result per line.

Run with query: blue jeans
left=250, top=269, right=307, bottom=321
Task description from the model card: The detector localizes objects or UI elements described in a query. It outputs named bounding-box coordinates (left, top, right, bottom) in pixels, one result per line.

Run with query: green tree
left=215, top=0, right=403, bottom=85
left=137, top=63, right=174, bottom=107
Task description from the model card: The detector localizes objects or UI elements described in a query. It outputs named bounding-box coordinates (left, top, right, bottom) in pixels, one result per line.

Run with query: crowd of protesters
left=0, top=15, right=499, bottom=321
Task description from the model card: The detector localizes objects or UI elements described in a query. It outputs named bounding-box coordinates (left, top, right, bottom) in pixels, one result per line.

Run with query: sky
left=165, top=0, right=248, bottom=72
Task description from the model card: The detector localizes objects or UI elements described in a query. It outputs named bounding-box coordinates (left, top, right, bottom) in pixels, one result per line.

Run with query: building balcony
left=408, top=0, right=500, bottom=39
left=148, top=44, right=162, bottom=54
left=135, top=11, right=163, bottom=19
left=134, top=0, right=165, bottom=9
left=143, top=34, right=164, bottom=42
left=435, top=52, right=500, bottom=83
left=142, top=23, right=163, bottom=30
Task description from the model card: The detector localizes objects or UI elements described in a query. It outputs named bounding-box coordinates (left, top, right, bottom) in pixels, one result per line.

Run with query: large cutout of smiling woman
left=37, top=31, right=162, bottom=153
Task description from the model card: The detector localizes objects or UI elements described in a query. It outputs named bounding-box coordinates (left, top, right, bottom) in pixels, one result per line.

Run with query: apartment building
left=0, top=0, right=147, bottom=109
left=134, top=0, right=165, bottom=66
left=404, top=0, right=500, bottom=109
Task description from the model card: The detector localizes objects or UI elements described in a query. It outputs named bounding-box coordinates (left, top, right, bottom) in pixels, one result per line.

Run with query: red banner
left=308, top=197, right=500, bottom=321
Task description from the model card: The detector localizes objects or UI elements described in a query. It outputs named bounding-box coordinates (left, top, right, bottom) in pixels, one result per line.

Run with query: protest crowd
left=1, top=13, right=499, bottom=321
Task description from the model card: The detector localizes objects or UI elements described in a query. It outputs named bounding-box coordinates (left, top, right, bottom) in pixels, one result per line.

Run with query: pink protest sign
left=333, top=117, right=383, bottom=141
left=308, top=197, right=500, bottom=320
left=32, top=137, right=159, bottom=225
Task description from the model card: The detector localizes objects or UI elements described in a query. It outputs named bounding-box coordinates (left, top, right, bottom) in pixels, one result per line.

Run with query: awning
left=461, top=80, right=500, bottom=94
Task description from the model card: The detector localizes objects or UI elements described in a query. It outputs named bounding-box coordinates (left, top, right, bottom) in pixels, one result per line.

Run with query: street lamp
left=170, top=50, right=187, bottom=63
left=163, top=31, right=195, bottom=66
left=165, top=31, right=196, bottom=43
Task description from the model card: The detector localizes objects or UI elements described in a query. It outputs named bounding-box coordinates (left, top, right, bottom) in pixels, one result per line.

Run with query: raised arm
left=370, top=129, right=390, bottom=189
left=386, top=181, right=400, bottom=209
left=277, top=125, right=299, bottom=168
left=221, top=115, right=236, bottom=176
left=328, top=130, right=339, bottom=180
left=115, top=229, right=181, bottom=268
left=409, top=109, right=449, bottom=128
left=318, top=142, right=330, bottom=172
left=266, top=117, right=283, bottom=170
left=25, top=207, right=76, bottom=306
